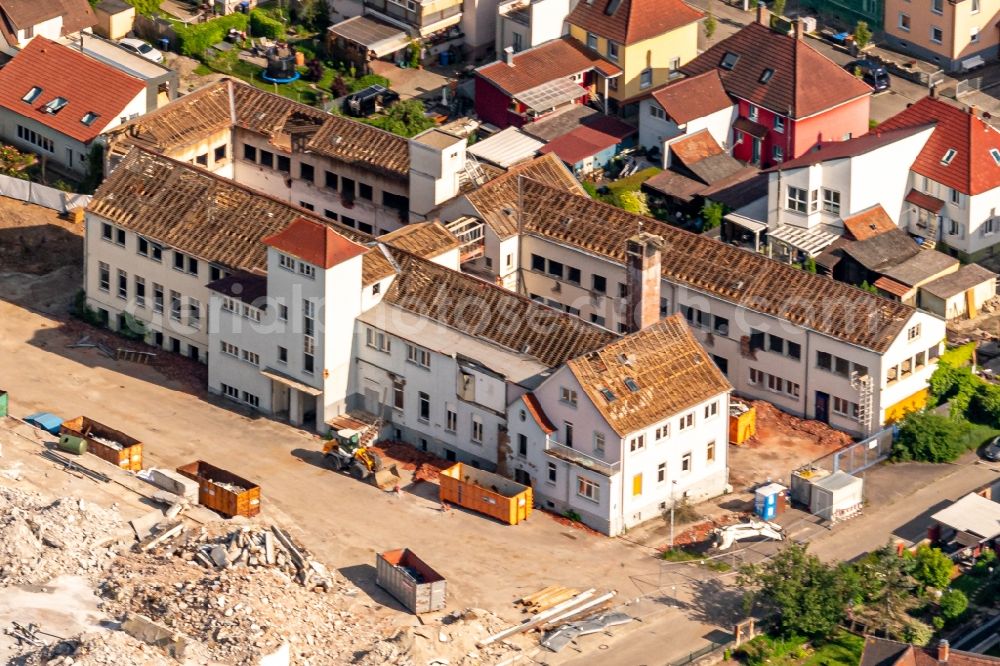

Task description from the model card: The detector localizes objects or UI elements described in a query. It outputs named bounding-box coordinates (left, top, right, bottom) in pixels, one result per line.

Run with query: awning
left=733, top=116, right=769, bottom=140
left=725, top=212, right=767, bottom=234
left=418, top=12, right=462, bottom=37
left=873, top=276, right=913, bottom=298
left=769, top=224, right=841, bottom=257
left=260, top=368, right=323, bottom=396
left=516, top=78, right=588, bottom=113
left=905, top=188, right=945, bottom=213
left=328, top=15, right=410, bottom=57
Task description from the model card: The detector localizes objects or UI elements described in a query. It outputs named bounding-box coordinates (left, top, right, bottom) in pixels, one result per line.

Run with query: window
left=586, top=31, right=597, bottom=49
left=908, top=324, right=921, bottom=340
left=243, top=144, right=257, bottom=162
left=298, top=262, right=315, bottom=279
left=98, top=262, right=110, bottom=292
left=170, top=291, right=181, bottom=321
left=516, top=433, right=527, bottom=457
left=418, top=392, right=430, bottom=422
left=787, top=341, right=801, bottom=360
left=773, top=115, right=784, bottom=132
left=577, top=477, right=599, bottom=501
left=567, top=266, right=581, bottom=285
left=117, top=269, right=127, bottom=300
left=324, top=170, right=338, bottom=190
left=195, top=153, right=208, bottom=166
left=341, top=177, right=356, bottom=197
left=607, top=41, right=619, bottom=62
left=669, top=56, right=681, bottom=74
left=817, top=351, right=832, bottom=370
left=931, top=26, right=943, bottom=43
left=214, top=145, right=227, bottom=162
left=649, top=104, right=666, bottom=120
left=471, top=416, right=484, bottom=443
left=809, top=188, right=819, bottom=212
left=786, top=186, right=807, bottom=213
left=769, top=335, right=784, bottom=354
left=950, top=188, right=962, bottom=206
left=932, top=0, right=942, bottom=13
left=760, top=68, right=774, bottom=84
left=221, top=341, right=238, bottom=357
left=242, top=391, right=260, bottom=408
left=971, top=26, right=980, bottom=42
left=137, top=237, right=162, bottom=262
left=134, top=276, right=146, bottom=307
left=358, top=182, right=373, bottom=201
left=640, top=68, right=652, bottom=89
left=153, top=283, right=163, bottom=313
left=972, top=0, right=980, bottom=12
left=591, top=274, right=607, bottom=293
left=531, top=254, right=545, bottom=272
left=656, top=424, right=670, bottom=440
left=189, top=298, right=201, bottom=329
left=303, top=336, right=315, bottom=374
left=22, top=86, right=42, bottom=103
left=278, top=304, right=288, bottom=321
left=632, top=473, right=643, bottom=497
left=712, top=354, right=729, bottom=375
left=748, top=105, right=759, bottom=121
left=705, top=401, right=719, bottom=419
left=546, top=259, right=563, bottom=278
left=658, top=463, right=666, bottom=483
left=899, top=12, right=910, bottom=30
left=707, top=440, right=716, bottom=462
left=564, top=421, right=574, bottom=448
left=241, top=349, right=260, bottom=366
left=681, top=452, right=692, bottom=473
left=260, top=150, right=274, bottom=168
left=101, top=223, right=113, bottom=241
left=560, top=387, right=578, bottom=406
left=720, top=51, right=740, bottom=70
left=187, top=256, right=198, bottom=276
left=16, top=125, right=53, bottom=152
left=594, top=431, right=605, bottom=454
left=679, top=412, right=694, bottom=431
left=276, top=155, right=290, bottom=173
left=392, top=380, right=404, bottom=410
left=446, top=405, right=457, bottom=432
left=548, top=462, right=557, bottom=483
left=630, top=434, right=645, bottom=452
left=81, top=111, right=100, bottom=127
left=406, top=343, right=431, bottom=369
left=822, top=189, right=841, bottom=214
left=300, top=162, right=314, bottom=182
left=43, top=97, right=68, bottom=114
left=221, top=383, right=239, bottom=400
left=277, top=346, right=288, bottom=364
left=834, top=356, right=850, bottom=377
left=173, top=251, right=185, bottom=271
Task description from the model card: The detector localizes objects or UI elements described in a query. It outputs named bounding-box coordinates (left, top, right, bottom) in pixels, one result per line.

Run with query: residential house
left=680, top=11, right=871, bottom=167
left=0, top=37, right=145, bottom=176
left=883, top=0, right=997, bottom=71
left=930, top=492, right=1000, bottom=554
left=861, top=638, right=1000, bottom=666
left=920, top=263, right=997, bottom=320
left=878, top=95, right=1000, bottom=262
left=473, top=37, right=621, bottom=129
left=538, top=115, right=636, bottom=175
left=565, top=0, right=703, bottom=114
left=104, top=78, right=422, bottom=236
left=495, top=0, right=572, bottom=57
left=637, top=70, right=736, bottom=164
left=507, top=313, right=732, bottom=535
left=326, top=15, right=411, bottom=76
left=72, top=32, right=178, bottom=112
left=0, top=0, right=94, bottom=55
left=361, top=0, right=462, bottom=47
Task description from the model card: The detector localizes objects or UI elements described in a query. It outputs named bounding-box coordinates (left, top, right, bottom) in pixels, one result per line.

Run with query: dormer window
left=43, top=97, right=68, bottom=114
left=759, top=68, right=774, bottom=83
left=941, top=148, right=957, bottom=165
left=720, top=52, right=740, bottom=70
left=80, top=111, right=99, bottom=126
left=599, top=387, right=616, bottom=402
left=21, top=87, right=42, bottom=103
left=605, top=0, right=622, bottom=14
left=990, top=148, right=1000, bottom=166
left=623, top=377, right=640, bottom=392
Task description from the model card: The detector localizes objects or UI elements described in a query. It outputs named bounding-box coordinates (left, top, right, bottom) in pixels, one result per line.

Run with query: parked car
left=118, top=38, right=164, bottom=64
left=983, top=436, right=1000, bottom=462
left=844, top=60, right=890, bottom=91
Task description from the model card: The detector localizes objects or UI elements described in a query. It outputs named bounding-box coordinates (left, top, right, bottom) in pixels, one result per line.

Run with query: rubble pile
left=18, top=630, right=177, bottom=666
left=750, top=400, right=853, bottom=449
left=0, top=487, right=128, bottom=585
left=371, top=440, right=451, bottom=483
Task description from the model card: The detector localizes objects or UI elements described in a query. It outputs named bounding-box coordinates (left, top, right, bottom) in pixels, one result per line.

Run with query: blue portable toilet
left=754, top=483, right=786, bottom=520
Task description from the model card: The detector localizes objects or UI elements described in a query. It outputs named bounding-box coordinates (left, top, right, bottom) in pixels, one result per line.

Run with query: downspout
left=802, top=329, right=811, bottom=420
left=618, top=433, right=625, bottom=535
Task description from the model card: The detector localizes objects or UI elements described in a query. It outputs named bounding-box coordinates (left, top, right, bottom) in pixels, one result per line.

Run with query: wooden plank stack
left=517, top=586, right=581, bottom=613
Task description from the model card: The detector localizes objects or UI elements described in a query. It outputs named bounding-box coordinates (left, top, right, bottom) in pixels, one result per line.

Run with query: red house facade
left=681, top=13, right=871, bottom=168
left=474, top=37, right=621, bottom=130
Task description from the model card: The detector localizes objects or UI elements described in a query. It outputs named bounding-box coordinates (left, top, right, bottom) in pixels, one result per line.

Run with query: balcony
left=544, top=437, right=620, bottom=477
left=446, top=216, right=485, bottom=263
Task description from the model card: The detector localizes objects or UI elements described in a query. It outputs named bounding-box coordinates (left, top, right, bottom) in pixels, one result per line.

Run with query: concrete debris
left=0, top=486, right=127, bottom=586
left=120, top=612, right=190, bottom=658
left=137, top=468, right=199, bottom=502
left=17, top=630, right=180, bottom=665
left=540, top=612, right=633, bottom=652
left=0, top=462, right=23, bottom=481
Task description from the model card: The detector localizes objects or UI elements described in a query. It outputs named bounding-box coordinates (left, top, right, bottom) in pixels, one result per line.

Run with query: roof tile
left=566, top=0, right=703, bottom=45
left=650, top=70, right=732, bottom=125
left=263, top=217, right=368, bottom=269
left=476, top=37, right=621, bottom=96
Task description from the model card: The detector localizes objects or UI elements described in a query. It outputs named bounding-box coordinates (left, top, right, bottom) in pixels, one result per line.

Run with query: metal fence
left=808, top=426, right=894, bottom=475
left=670, top=639, right=733, bottom=665
left=957, top=77, right=983, bottom=96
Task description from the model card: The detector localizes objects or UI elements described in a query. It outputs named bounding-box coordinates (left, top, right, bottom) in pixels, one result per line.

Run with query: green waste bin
left=0, top=390, right=7, bottom=418
left=58, top=434, right=87, bottom=455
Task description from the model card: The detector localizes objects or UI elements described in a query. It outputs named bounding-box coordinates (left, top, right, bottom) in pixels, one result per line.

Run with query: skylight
left=941, top=148, right=957, bottom=165
left=43, top=97, right=68, bottom=114
left=759, top=68, right=774, bottom=83
left=623, top=377, right=640, bottom=392
left=720, top=52, right=740, bottom=70
left=21, top=86, right=42, bottom=104
left=599, top=388, right=616, bottom=402
left=80, top=111, right=99, bottom=126
left=605, top=0, right=622, bottom=14
left=991, top=148, right=1000, bottom=166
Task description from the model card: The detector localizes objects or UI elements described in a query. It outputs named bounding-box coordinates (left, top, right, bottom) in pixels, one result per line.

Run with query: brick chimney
left=795, top=18, right=805, bottom=40
left=756, top=1, right=769, bottom=25
left=504, top=46, right=515, bottom=66
left=625, top=232, right=665, bottom=332
left=937, top=640, right=949, bottom=662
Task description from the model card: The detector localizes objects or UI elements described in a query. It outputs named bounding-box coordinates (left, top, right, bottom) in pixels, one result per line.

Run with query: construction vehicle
left=322, top=423, right=400, bottom=490
left=710, top=520, right=785, bottom=551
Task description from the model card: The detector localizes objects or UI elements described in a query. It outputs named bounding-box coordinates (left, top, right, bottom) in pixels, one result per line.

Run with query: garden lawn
left=957, top=424, right=1000, bottom=452
left=219, top=59, right=335, bottom=105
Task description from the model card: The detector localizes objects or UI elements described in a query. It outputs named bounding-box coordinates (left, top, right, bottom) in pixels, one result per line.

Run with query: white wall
left=638, top=99, right=682, bottom=155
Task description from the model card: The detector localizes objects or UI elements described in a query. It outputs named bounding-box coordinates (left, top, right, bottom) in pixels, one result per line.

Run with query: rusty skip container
left=439, top=463, right=532, bottom=525
left=60, top=416, right=143, bottom=471
left=376, top=548, right=446, bottom=614
left=176, top=460, right=261, bottom=518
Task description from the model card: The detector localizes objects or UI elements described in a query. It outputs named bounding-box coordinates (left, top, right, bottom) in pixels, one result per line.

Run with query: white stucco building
left=0, top=0, right=95, bottom=55
left=495, top=0, right=572, bottom=57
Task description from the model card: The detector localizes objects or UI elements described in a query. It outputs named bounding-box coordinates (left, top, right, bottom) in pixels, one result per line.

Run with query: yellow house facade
left=883, top=0, right=999, bottom=71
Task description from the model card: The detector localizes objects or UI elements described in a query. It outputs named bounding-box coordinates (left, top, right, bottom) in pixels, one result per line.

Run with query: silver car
left=984, top=436, right=1000, bottom=462
left=118, top=38, right=164, bottom=64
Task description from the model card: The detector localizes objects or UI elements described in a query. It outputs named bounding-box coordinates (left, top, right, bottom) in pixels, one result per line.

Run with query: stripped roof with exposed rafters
left=518, top=179, right=917, bottom=352
left=568, top=314, right=731, bottom=437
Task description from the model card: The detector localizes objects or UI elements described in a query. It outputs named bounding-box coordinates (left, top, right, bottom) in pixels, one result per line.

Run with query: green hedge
left=175, top=13, right=249, bottom=57
left=250, top=9, right=286, bottom=40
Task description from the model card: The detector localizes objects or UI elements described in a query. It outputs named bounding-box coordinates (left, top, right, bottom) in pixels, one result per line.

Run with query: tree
left=739, top=542, right=854, bottom=638
left=302, top=0, right=332, bottom=33
left=892, top=410, right=968, bottom=462
left=928, top=361, right=977, bottom=406
left=619, top=190, right=650, bottom=216
left=911, top=545, right=954, bottom=590
left=939, top=589, right=968, bottom=620
left=704, top=11, right=718, bottom=40
left=859, top=280, right=879, bottom=294
left=804, top=256, right=817, bottom=274
left=772, top=0, right=786, bottom=17
left=853, top=20, right=872, bottom=49
left=853, top=544, right=918, bottom=630
left=365, top=99, right=435, bottom=137
left=701, top=200, right=725, bottom=231
left=971, top=381, right=1000, bottom=426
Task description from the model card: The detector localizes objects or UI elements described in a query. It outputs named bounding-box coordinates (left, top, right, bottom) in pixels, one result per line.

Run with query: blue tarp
left=24, top=412, right=63, bottom=435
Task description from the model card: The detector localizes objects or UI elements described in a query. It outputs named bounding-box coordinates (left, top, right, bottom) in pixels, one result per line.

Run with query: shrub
left=939, top=589, right=968, bottom=620
left=619, top=190, right=650, bottom=216
left=304, top=58, right=324, bottom=82
left=892, top=410, right=969, bottom=462
left=854, top=20, right=873, bottom=49
left=971, top=381, right=1000, bottom=426
left=701, top=200, right=725, bottom=231
left=349, top=74, right=391, bottom=92
left=902, top=619, right=933, bottom=646
left=72, top=290, right=105, bottom=327
left=331, top=75, right=349, bottom=97
left=175, top=13, right=249, bottom=58
left=911, top=545, right=953, bottom=590
left=250, top=9, right=286, bottom=41
left=929, top=361, right=976, bottom=406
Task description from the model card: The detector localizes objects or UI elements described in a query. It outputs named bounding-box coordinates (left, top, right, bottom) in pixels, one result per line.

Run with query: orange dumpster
left=439, top=463, right=532, bottom=525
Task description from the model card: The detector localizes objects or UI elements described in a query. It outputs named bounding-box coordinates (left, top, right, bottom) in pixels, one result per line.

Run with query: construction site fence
left=669, top=639, right=732, bottom=665
left=808, top=426, right=895, bottom=476
left=0, top=174, right=91, bottom=213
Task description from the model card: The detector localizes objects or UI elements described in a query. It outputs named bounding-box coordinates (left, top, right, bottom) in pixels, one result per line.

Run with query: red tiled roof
left=0, top=37, right=143, bottom=144
left=476, top=37, right=621, bottom=96
left=670, top=129, right=724, bottom=165
left=650, top=71, right=732, bottom=125
left=566, top=0, right=703, bottom=45
left=539, top=118, right=635, bottom=165
left=769, top=124, right=935, bottom=171
left=873, top=276, right=913, bottom=298
left=680, top=22, right=871, bottom=119
left=878, top=95, right=1000, bottom=195
left=262, top=217, right=368, bottom=269
left=522, top=392, right=556, bottom=433
left=842, top=204, right=897, bottom=241
left=905, top=188, right=945, bottom=213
